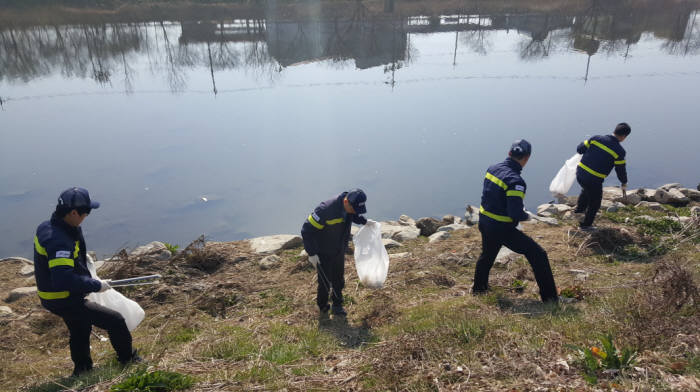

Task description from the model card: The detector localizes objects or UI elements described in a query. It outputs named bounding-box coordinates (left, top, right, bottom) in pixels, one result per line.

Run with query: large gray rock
left=0, top=257, right=33, bottom=265
left=382, top=239, right=403, bottom=249
left=464, top=205, right=480, bottom=226
left=259, top=255, right=281, bottom=270
left=398, top=215, right=415, bottom=226
left=660, top=183, right=681, bottom=191
left=602, top=187, right=624, bottom=201
left=131, top=241, right=172, bottom=260
left=555, top=195, right=578, bottom=207
left=249, top=235, right=303, bottom=254
left=529, top=214, right=559, bottom=225
left=437, top=223, right=469, bottom=232
left=0, top=305, right=13, bottom=316
left=428, top=231, right=451, bottom=243
left=19, top=264, right=34, bottom=277
left=392, top=226, right=421, bottom=242
left=494, top=248, right=518, bottom=268
left=601, top=199, right=625, bottom=210
left=6, top=286, right=37, bottom=302
left=415, top=217, right=442, bottom=237
left=442, top=215, right=461, bottom=225
left=537, top=204, right=571, bottom=216
left=654, top=188, right=689, bottom=205
left=635, top=201, right=665, bottom=211
left=679, top=188, right=700, bottom=201
left=636, top=188, right=657, bottom=202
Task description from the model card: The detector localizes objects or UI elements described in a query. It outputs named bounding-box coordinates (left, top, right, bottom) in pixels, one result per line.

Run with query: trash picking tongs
left=107, top=274, right=162, bottom=287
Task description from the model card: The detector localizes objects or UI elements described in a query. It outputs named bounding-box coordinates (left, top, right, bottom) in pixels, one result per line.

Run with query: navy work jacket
left=479, top=157, right=529, bottom=227
left=576, top=134, right=627, bottom=184
left=301, top=192, right=367, bottom=257
left=33, top=213, right=101, bottom=309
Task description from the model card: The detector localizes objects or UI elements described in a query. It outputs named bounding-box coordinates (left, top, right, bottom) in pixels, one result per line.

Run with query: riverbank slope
left=1, top=183, right=699, bottom=391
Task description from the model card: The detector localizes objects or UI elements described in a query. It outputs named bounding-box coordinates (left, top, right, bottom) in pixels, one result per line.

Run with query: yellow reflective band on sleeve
left=590, top=140, right=619, bottom=159
left=485, top=172, right=508, bottom=190
left=34, top=236, right=47, bottom=256
left=506, top=190, right=525, bottom=199
left=38, top=290, right=70, bottom=300
left=584, top=140, right=590, bottom=148
left=326, top=218, right=344, bottom=225
left=479, top=206, right=514, bottom=223
left=48, top=258, right=74, bottom=268
left=578, top=162, right=607, bottom=179
left=73, top=241, right=80, bottom=258
left=615, top=160, right=626, bottom=165
left=307, top=214, right=324, bottom=230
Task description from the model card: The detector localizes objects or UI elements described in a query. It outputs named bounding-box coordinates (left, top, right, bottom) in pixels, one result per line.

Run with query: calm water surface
left=1, top=1, right=700, bottom=257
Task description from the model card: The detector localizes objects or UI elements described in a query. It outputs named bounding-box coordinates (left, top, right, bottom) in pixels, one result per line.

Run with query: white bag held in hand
left=353, top=221, right=390, bottom=289
left=549, top=153, right=582, bottom=196
left=86, top=257, right=145, bottom=331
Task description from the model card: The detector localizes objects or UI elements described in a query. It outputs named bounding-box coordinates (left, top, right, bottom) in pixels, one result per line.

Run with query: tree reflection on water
left=0, top=0, right=698, bottom=92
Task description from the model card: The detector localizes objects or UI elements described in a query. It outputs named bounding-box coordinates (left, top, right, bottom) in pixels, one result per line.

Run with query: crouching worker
left=301, top=189, right=369, bottom=318
left=473, top=140, right=559, bottom=303
left=33, top=187, right=140, bottom=376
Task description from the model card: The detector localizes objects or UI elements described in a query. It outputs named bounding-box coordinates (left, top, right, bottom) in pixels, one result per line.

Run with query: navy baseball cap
left=510, top=139, right=532, bottom=157
left=58, top=187, right=100, bottom=209
left=347, top=189, right=367, bottom=214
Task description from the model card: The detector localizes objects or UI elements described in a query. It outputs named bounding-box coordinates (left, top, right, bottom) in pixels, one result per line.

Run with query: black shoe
left=331, top=305, right=347, bottom=317
left=120, top=349, right=142, bottom=366
left=579, top=225, right=597, bottom=232
left=71, top=365, right=93, bottom=377
left=573, top=208, right=585, bottom=214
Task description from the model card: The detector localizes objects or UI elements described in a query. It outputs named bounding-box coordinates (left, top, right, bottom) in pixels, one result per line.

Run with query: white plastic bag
left=86, top=257, right=145, bottom=331
left=353, top=221, right=390, bottom=289
left=549, top=153, right=582, bottom=196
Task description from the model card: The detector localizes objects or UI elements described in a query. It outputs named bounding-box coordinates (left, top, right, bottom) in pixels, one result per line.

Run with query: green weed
left=110, top=368, right=195, bottom=391
left=569, top=334, right=637, bottom=384
left=163, top=243, right=179, bottom=255
left=201, top=326, right=256, bottom=360
left=27, top=364, right=125, bottom=392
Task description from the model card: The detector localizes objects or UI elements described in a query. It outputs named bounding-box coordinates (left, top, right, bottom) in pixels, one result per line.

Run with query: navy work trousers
left=47, top=299, right=133, bottom=375
left=472, top=222, right=558, bottom=302
left=575, top=173, right=604, bottom=227
left=316, top=253, right=345, bottom=310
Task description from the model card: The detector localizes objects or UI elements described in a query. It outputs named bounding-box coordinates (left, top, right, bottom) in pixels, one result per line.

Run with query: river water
left=1, top=1, right=699, bottom=257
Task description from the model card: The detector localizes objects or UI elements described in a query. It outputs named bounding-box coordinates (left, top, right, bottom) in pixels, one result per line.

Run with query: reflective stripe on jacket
left=576, top=134, right=627, bottom=183
left=479, top=158, right=529, bottom=227
left=301, top=192, right=366, bottom=256
left=34, top=214, right=101, bottom=307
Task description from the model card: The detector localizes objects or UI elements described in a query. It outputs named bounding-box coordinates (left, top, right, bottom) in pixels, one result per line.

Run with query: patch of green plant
left=110, top=368, right=195, bottom=392
left=290, top=365, right=323, bottom=376
left=233, top=363, right=281, bottom=384
left=163, top=243, right=179, bottom=254
left=560, top=285, right=585, bottom=300
left=344, top=294, right=356, bottom=305
left=258, top=289, right=293, bottom=316
left=569, top=334, right=637, bottom=385
left=510, top=279, right=526, bottom=292
left=167, top=327, right=198, bottom=343
left=633, top=217, right=682, bottom=236
left=201, top=326, right=256, bottom=360
left=27, top=364, right=125, bottom=392
left=453, top=320, right=486, bottom=345
left=662, top=205, right=691, bottom=216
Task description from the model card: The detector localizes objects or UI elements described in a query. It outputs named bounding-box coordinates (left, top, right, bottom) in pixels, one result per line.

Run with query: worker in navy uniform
left=301, top=189, right=369, bottom=317
left=473, top=140, right=559, bottom=303
left=575, top=123, right=631, bottom=229
left=33, top=187, right=140, bottom=376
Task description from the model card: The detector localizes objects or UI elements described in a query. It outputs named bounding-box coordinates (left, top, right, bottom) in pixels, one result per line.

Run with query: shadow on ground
left=318, top=316, right=374, bottom=348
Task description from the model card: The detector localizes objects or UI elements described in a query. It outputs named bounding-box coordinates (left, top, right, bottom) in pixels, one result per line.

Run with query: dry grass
left=1, top=209, right=699, bottom=391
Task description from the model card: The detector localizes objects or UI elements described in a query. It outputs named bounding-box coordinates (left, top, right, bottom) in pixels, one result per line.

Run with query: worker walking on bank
left=575, top=123, right=631, bottom=230
left=301, top=189, right=369, bottom=318
left=33, top=187, right=140, bottom=376
left=473, top=140, right=559, bottom=303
